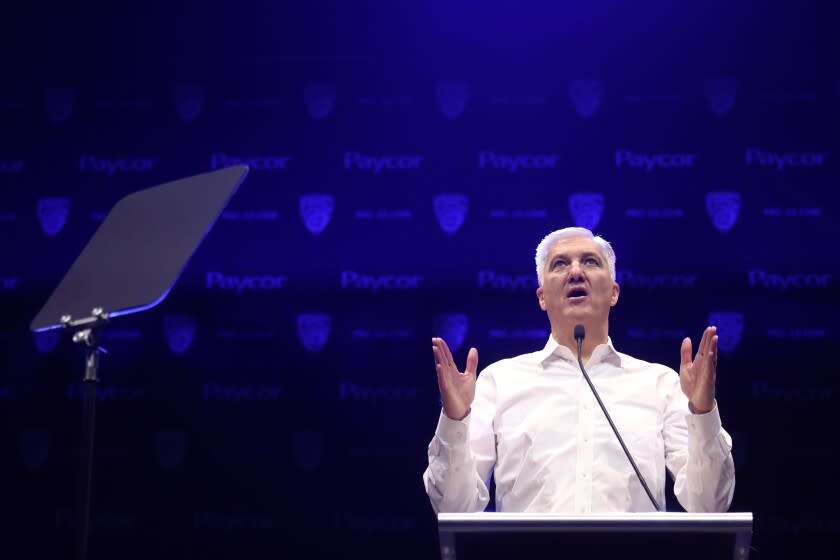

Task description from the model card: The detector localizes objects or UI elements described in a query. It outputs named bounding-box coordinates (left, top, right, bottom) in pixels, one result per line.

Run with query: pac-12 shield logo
left=435, top=80, right=469, bottom=119
left=704, top=78, right=736, bottom=117
left=173, top=84, right=205, bottom=122
left=44, top=86, right=77, bottom=125
left=434, top=194, right=468, bottom=234
left=296, top=313, right=331, bottom=353
left=36, top=197, right=70, bottom=237
left=435, top=313, right=468, bottom=353
left=705, top=191, right=741, bottom=233
left=154, top=430, right=187, bottom=471
left=299, top=194, right=334, bottom=236
left=569, top=80, right=603, bottom=118
left=708, top=311, right=744, bottom=353
left=19, top=430, right=50, bottom=471
left=569, top=192, right=604, bottom=230
left=291, top=430, right=324, bottom=472
left=163, top=313, right=196, bottom=355
left=33, top=329, right=61, bottom=354
left=303, top=82, right=336, bottom=120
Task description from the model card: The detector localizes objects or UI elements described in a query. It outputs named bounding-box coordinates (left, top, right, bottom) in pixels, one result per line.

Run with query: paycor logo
left=745, top=148, right=828, bottom=170
left=210, top=153, right=290, bottom=170
left=748, top=270, right=831, bottom=290
left=615, top=150, right=696, bottom=171
left=339, top=383, right=417, bottom=402
left=340, top=271, right=423, bottom=291
left=479, top=152, right=560, bottom=173
left=206, top=272, right=288, bottom=293
left=616, top=270, right=697, bottom=289
left=80, top=155, right=157, bottom=175
left=343, top=152, right=423, bottom=173
left=478, top=271, right=537, bottom=291
left=202, top=383, right=283, bottom=401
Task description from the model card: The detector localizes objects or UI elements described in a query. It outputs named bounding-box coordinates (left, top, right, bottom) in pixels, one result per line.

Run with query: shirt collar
left=537, top=335, right=622, bottom=368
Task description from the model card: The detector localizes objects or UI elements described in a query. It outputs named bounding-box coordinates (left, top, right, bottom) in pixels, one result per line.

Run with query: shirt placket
left=574, top=364, right=596, bottom=513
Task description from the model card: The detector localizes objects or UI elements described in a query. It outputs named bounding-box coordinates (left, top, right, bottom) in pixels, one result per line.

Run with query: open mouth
left=567, top=287, right=588, bottom=301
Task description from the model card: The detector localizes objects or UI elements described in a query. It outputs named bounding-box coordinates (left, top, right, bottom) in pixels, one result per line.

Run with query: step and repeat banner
left=1, top=67, right=838, bottom=558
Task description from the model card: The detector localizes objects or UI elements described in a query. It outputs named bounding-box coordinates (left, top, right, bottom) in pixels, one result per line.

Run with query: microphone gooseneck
left=573, top=324, right=662, bottom=512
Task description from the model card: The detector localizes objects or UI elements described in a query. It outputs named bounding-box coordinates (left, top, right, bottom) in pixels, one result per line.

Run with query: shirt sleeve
left=662, top=372, right=736, bottom=512
left=423, top=369, right=497, bottom=513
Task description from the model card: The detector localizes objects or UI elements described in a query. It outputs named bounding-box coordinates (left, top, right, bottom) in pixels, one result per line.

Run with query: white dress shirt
left=423, top=336, right=735, bottom=513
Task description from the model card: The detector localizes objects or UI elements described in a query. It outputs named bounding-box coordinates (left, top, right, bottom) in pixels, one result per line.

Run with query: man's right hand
left=432, top=337, right=478, bottom=421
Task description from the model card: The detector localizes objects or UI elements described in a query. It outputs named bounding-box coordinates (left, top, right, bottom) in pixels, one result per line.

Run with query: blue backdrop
left=1, top=2, right=838, bottom=558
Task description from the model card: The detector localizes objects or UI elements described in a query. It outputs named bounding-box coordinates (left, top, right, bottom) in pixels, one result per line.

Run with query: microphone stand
left=574, top=325, right=662, bottom=512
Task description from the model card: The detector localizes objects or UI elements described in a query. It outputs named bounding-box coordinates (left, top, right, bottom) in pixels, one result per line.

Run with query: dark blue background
left=1, top=1, right=838, bottom=558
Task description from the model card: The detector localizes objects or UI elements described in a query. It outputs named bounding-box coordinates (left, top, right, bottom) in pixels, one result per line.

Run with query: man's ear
left=537, top=286, right=546, bottom=311
left=611, top=282, right=620, bottom=306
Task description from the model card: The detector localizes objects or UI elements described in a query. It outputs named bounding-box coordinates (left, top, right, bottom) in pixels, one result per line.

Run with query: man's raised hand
left=432, top=337, right=478, bottom=421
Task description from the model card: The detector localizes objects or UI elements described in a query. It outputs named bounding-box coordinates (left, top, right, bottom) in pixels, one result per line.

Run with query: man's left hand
left=679, top=326, right=718, bottom=414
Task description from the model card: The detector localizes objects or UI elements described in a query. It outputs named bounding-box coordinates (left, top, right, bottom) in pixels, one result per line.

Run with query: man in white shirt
left=423, top=226, right=735, bottom=513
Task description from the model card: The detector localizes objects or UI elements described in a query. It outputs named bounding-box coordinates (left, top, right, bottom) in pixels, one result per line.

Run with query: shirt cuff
left=685, top=400, right=723, bottom=444
left=435, top=409, right=471, bottom=446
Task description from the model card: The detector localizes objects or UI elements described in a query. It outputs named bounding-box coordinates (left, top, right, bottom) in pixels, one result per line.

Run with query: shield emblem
left=705, top=191, right=741, bottom=233
left=32, top=329, right=61, bottom=354
left=303, top=82, right=336, bottom=120
left=569, top=192, right=605, bottom=230
left=435, top=313, right=468, bottom=352
left=36, top=197, right=70, bottom=237
left=154, top=430, right=187, bottom=471
left=299, top=194, right=334, bottom=236
left=19, top=430, right=50, bottom=471
left=296, top=313, right=331, bottom=353
left=435, top=80, right=469, bottom=119
left=569, top=80, right=603, bottom=118
left=163, top=313, right=196, bottom=355
left=708, top=311, right=744, bottom=353
left=704, top=78, right=736, bottom=117
left=173, top=83, right=205, bottom=122
left=44, top=87, right=77, bottom=125
left=434, top=194, right=468, bottom=234
left=291, top=430, right=325, bottom=472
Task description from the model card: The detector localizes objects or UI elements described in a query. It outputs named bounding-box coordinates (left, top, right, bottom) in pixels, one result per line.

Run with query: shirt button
left=584, top=404, right=590, bottom=410
left=581, top=473, right=587, bottom=479
left=579, top=507, right=586, bottom=513
left=584, top=437, right=589, bottom=443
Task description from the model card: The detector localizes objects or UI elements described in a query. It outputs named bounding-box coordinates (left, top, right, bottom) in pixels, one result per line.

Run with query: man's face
left=536, top=236, right=619, bottom=328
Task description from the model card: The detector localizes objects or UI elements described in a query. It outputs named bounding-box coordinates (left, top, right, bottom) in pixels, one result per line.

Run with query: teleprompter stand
left=438, top=512, right=754, bottom=560
left=30, top=165, right=249, bottom=560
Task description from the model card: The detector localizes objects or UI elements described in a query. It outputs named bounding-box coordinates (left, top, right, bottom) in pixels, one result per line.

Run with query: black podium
left=438, top=512, right=753, bottom=560
left=30, top=165, right=249, bottom=560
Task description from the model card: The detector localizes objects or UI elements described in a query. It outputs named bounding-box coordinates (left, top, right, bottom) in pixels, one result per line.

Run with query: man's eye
left=585, top=258, right=599, bottom=265
left=552, top=260, right=567, bottom=269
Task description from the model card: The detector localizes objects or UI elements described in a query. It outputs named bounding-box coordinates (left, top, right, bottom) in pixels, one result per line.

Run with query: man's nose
left=569, top=261, right=585, bottom=279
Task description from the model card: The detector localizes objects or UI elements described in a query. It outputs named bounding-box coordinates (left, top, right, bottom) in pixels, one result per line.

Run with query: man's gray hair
left=534, top=227, right=616, bottom=286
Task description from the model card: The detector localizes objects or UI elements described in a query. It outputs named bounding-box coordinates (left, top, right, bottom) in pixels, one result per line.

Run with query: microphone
left=573, top=324, right=662, bottom=512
